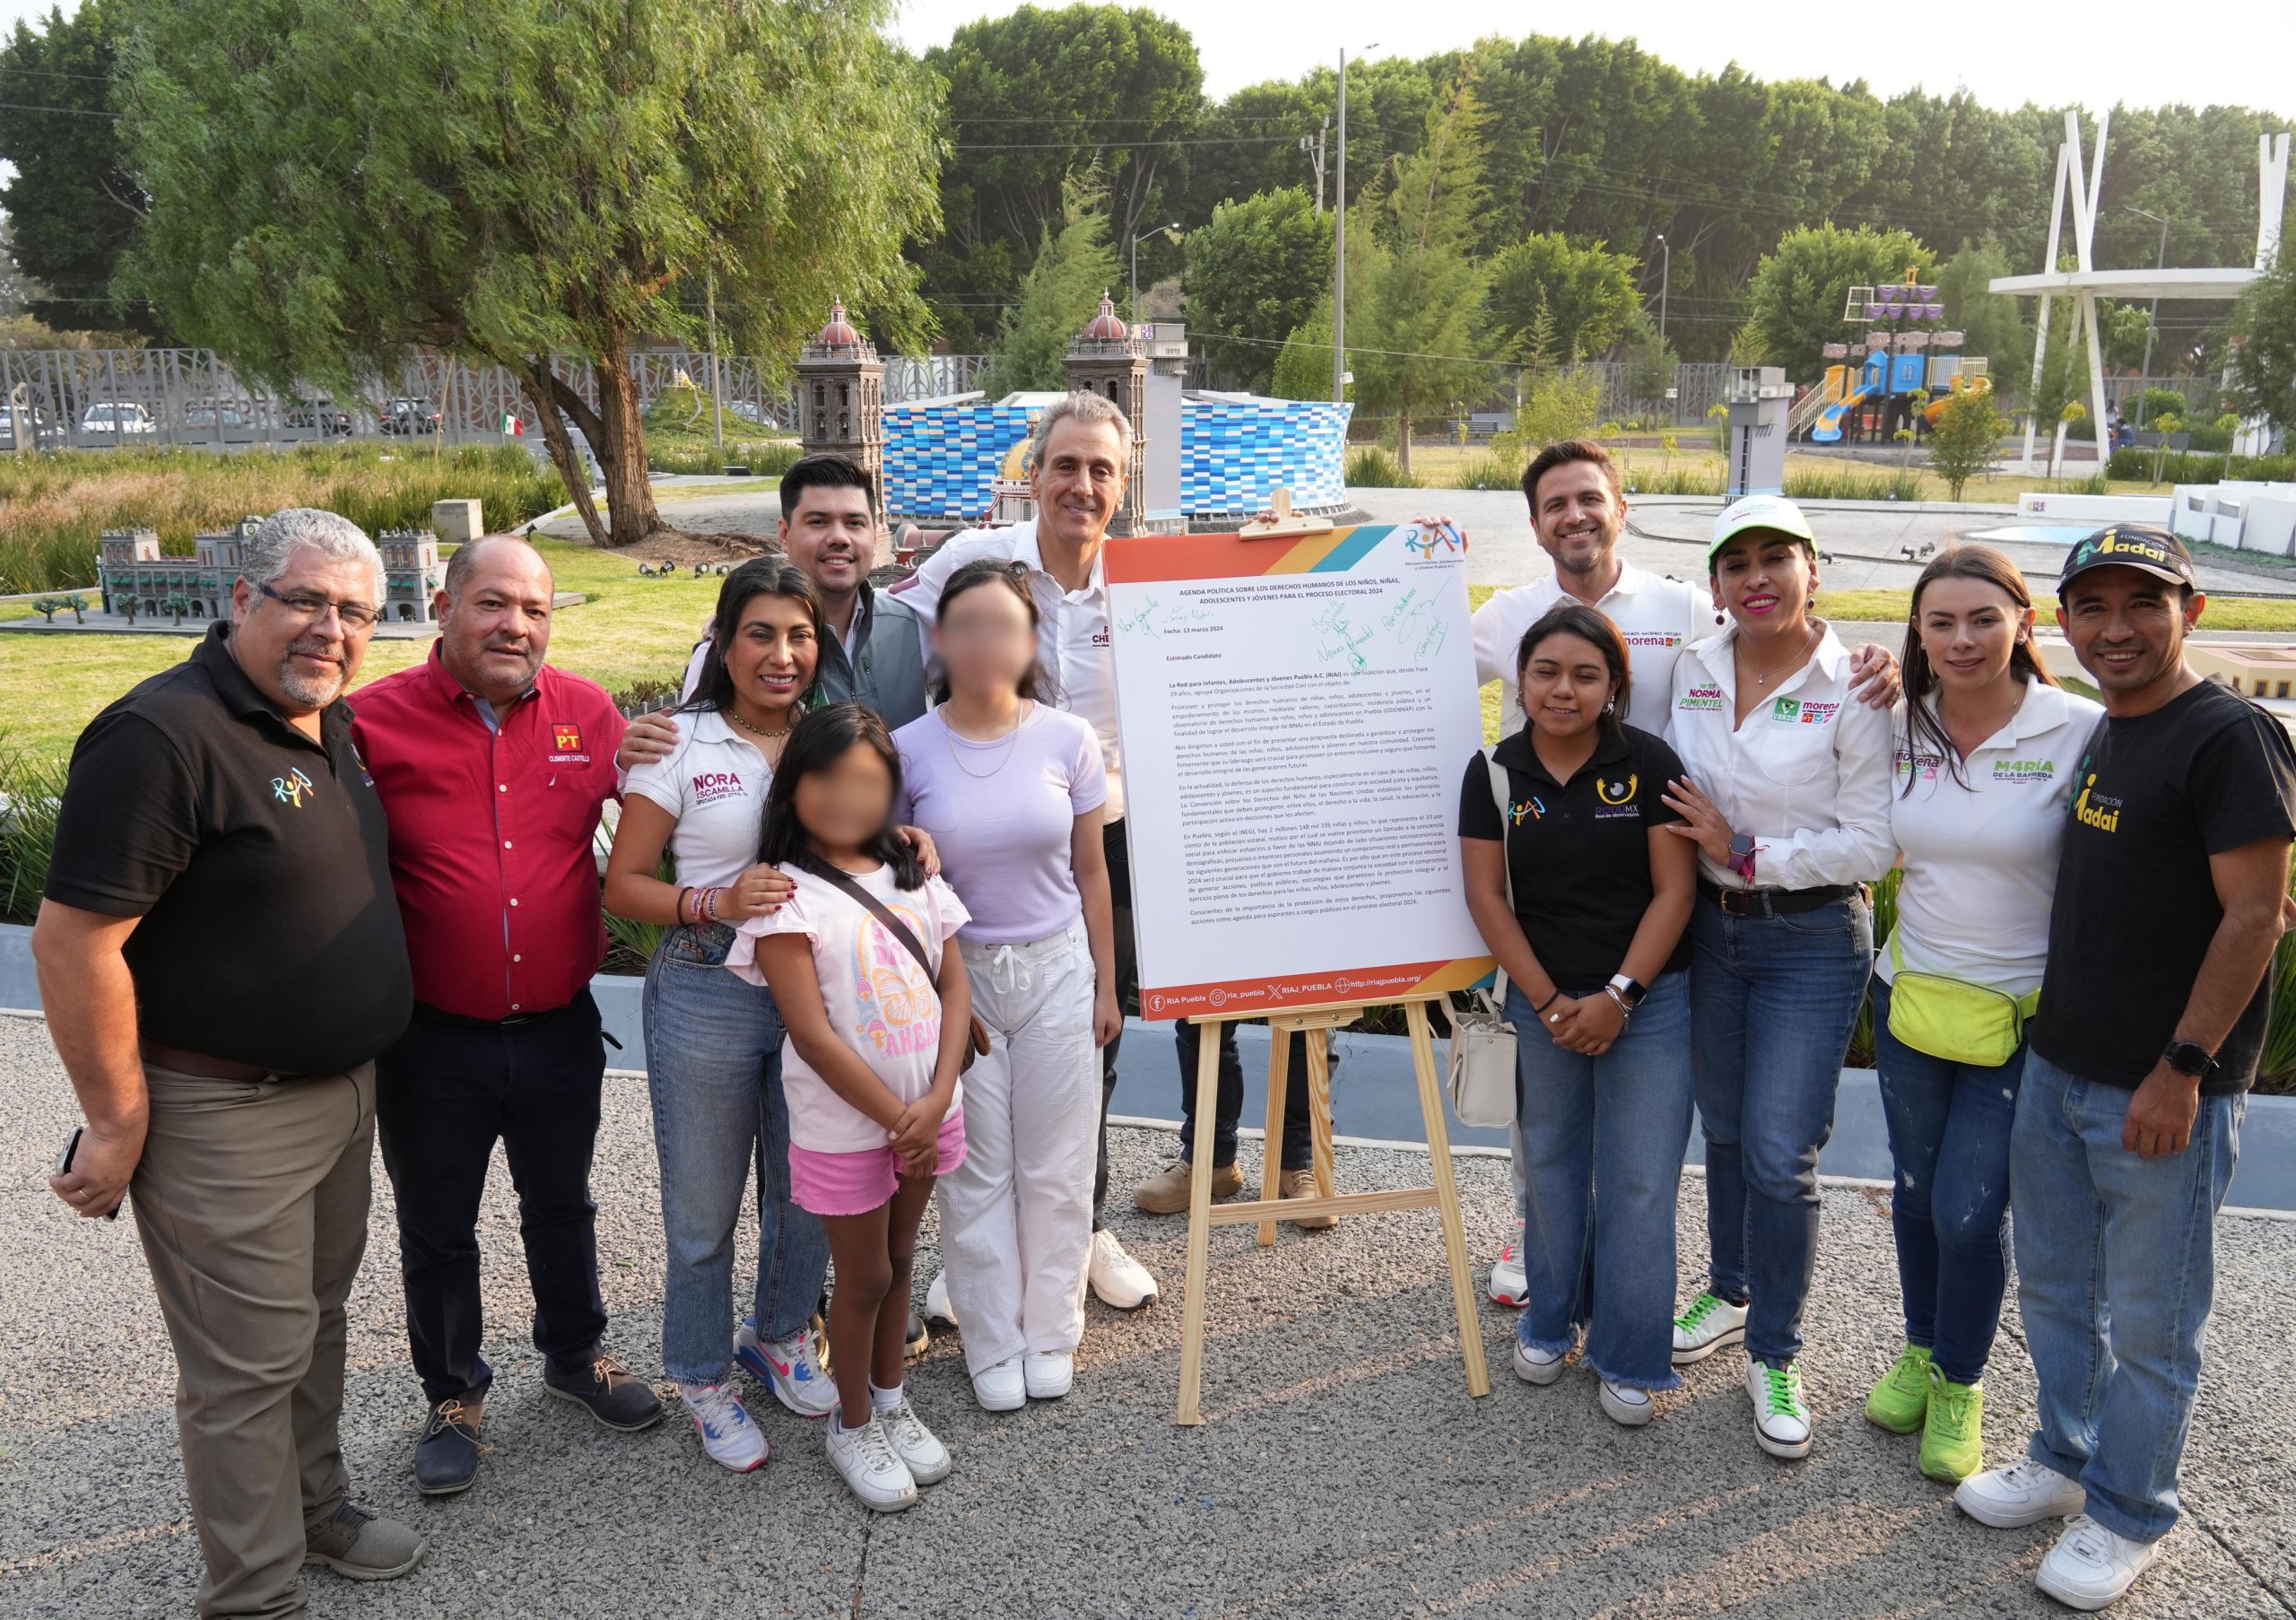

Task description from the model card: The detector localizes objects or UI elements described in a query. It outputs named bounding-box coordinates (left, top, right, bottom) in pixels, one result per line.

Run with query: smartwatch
left=1606, top=973, right=1648, bottom=1011
left=2161, top=1040, right=2219, bottom=1082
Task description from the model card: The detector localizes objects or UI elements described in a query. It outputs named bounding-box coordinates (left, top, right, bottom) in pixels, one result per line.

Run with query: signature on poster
left=1309, top=601, right=1372, bottom=674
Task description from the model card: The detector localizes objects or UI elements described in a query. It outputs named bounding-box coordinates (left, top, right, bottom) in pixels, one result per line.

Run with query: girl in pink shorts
left=729, top=704, right=975, bottom=1514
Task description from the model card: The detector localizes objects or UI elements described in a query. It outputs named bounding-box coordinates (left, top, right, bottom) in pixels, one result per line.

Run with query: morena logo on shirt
left=1796, top=701, right=1840, bottom=727
left=691, top=770, right=746, bottom=806
left=1622, top=631, right=1683, bottom=649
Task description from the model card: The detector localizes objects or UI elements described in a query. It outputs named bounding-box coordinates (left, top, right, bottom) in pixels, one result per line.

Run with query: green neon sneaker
left=1919, top=1369, right=1986, bottom=1483
left=1864, top=1343, right=1933, bottom=1434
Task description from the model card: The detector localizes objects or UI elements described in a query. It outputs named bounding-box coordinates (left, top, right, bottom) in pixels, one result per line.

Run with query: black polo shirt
left=45, top=623, right=412, bottom=1076
left=1457, top=722, right=1692, bottom=993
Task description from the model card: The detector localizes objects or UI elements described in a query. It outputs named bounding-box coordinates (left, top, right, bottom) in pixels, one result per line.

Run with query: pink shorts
left=788, top=1110, right=967, bottom=1217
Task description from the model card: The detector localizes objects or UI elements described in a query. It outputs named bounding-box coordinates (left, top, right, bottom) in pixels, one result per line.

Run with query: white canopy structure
left=1988, top=111, right=2289, bottom=471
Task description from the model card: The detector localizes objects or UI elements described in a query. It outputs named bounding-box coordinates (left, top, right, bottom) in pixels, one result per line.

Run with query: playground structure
left=1793, top=272, right=1988, bottom=445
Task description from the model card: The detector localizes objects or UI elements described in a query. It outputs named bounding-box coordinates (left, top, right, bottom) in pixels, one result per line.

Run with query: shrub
left=1620, top=463, right=1724, bottom=496
left=2136, top=387, right=2190, bottom=426
left=1779, top=466, right=1926, bottom=502
left=1925, top=386, right=2013, bottom=501
left=0, top=739, right=68, bottom=925
left=1448, top=453, right=1523, bottom=491
left=1345, top=446, right=1420, bottom=488
left=647, top=438, right=804, bottom=476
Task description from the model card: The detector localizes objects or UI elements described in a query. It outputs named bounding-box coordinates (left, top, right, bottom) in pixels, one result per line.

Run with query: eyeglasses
left=258, top=581, right=381, bottom=630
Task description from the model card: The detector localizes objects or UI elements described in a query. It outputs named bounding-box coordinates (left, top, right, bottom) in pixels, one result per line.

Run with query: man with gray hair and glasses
left=37, top=507, right=426, bottom=1615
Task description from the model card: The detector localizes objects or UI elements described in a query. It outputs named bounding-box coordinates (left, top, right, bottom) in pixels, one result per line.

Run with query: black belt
left=1699, top=880, right=1855, bottom=918
left=411, top=999, right=561, bottom=1031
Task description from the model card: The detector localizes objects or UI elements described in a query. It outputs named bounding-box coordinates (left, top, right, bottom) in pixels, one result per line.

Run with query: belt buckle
left=1718, top=888, right=1752, bottom=918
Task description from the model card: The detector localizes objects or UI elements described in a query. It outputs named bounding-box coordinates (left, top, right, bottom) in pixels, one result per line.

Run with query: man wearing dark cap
left=36, top=508, right=426, bottom=1616
left=1954, top=527, right=2296, bottom=1612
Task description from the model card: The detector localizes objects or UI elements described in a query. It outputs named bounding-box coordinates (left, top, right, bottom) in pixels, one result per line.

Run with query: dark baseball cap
left=2058, top=524, right=2196, bottom=592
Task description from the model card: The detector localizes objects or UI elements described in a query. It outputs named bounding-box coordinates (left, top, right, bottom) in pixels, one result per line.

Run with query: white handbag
left=1448, top=745, right=1520, bottom=1129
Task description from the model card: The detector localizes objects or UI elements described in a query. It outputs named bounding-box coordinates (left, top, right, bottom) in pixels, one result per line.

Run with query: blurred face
left=2057, top=567, right=2200, bottom=698
left=228, top=547, right=380, bottom=715
left=1710, top=532, right=1817, bottom=636
left=934, top=577, right=1036, bottom=700
left=1031, top=416, right=1127, bottom=549
left=1518, top=631, right=1618, bottom=741
left=723, top=592, right=819, bottom=715
left=779, top=483, right=876, bottom=601
left=436, top=537, right=553, bottom=704
left=794, top=739, right=896, bottom=853
left=1916, top=574, right=2030, bottom=695
left=1528, top=460, right=1625, bottom=578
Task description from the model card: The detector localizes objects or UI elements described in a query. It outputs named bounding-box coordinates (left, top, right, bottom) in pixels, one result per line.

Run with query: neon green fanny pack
left=1883, top=930, right=2039, bottom=1068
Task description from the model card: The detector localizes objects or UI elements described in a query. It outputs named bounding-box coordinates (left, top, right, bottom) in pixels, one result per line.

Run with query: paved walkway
left=4, top=1015, right=2291, bottom=1618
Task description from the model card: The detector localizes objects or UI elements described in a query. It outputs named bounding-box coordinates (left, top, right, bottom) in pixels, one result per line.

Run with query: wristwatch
left=1727, top=832, right=1757, bottom=883
left=2161, top=1039, right=2219, bottom=1082
left=1606, top=973, right=1649, bottom=1011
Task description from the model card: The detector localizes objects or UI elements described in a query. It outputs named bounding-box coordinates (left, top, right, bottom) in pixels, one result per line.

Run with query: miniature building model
left=1063, top=292, right=1150, bottom=536
left=97, top=516, right=445, bottom=624
left=796, top=300, right=885, bottom=516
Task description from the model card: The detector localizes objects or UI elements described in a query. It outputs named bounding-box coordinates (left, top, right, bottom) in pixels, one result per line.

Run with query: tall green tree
left=1350, top=75, right=1494, bottom=472
left=2228, top=235, right=2296, bottom=435
left=0, top=3, right=163, bottom=338
left=1269, top=293, right=1335, bottom=402
left=1745, top=223, right=1935, bottom=384
left=117, top=0, right=941, bottom=547
left=1484, top=233, right=1640, bottom=363
left=1182, top=187, right=1332, bottom=391
left=1935, top=240, right=2031, bottom=398
left=985, top=176, right=1119, bottom=396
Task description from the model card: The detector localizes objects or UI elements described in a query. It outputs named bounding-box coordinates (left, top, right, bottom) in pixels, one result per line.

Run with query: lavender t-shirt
left=894, top=703, right=1108, bottom=944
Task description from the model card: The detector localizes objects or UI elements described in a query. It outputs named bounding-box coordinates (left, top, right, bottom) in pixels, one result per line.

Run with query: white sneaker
left=877, top=1395, right=951, bottom=1486
left=1022, top=1351, right=1074, bottom=1400
left=2036, top=1514, right=2163, bottom=1611
left=825, top=1413, right=916, bottom=1513
left=733, top=1318, right=837, bottom=1418
left=1512, top=1339, right=1567, bottom=1386
left=1746, top=1358, right=1812, bottom=1459
left=972, top=1356, right=1026, bottom=1412
left=1672, top=1292, right=1750, bottom=1365
left=1598, top=1379, right=1655, bottom=1427
left=1957, top=1458, right=2089, bottom=1529
left=1088, top=1230, right=1158, bottom=1309
left=1488, top=1221, right=1528, bottom=1308
left=678, top=1381, right=767, bottom=1473
left=924, top=1269, right=958, bottom=1330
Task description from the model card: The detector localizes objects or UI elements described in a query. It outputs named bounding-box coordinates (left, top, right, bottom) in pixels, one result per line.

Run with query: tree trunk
left=592, top=346, right=663, bottom=546
left=517, top=358, right=608, bottom=547
left=1396, top=414, right=1413, bottom=474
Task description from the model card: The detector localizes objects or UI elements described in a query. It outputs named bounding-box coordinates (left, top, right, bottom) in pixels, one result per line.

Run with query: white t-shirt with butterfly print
left=727, top=860, right=971, bottom=1153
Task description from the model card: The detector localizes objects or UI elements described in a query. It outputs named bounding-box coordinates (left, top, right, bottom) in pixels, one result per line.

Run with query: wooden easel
left=1172, top=993, right=1491, bottom=1424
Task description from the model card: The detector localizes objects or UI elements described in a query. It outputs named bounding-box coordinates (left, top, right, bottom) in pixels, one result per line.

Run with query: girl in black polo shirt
left=1457, top=604, right=1699, bottom=1426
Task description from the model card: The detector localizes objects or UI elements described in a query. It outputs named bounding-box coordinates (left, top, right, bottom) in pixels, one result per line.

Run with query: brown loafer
left=1280, top=1169, right=1336, bottom=1229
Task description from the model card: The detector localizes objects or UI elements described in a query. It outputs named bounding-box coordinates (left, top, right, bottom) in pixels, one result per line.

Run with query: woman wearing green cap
left=1658, top=494, right=1898, bottom=1462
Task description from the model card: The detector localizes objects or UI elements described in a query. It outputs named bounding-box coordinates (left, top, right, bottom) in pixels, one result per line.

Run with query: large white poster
left=1105, top=522, right=1494, bottom=1019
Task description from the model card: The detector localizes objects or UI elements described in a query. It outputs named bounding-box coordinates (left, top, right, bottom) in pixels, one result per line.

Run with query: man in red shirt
left=353, top=535, right=663, bottom=1497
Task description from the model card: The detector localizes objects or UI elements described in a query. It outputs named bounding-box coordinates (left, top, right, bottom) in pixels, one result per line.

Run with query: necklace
left=942, top=701, right=1028, bottom=778
left=729, top=706, right=792, bottom=742
left=1742, top=623, right=1819, bottom=687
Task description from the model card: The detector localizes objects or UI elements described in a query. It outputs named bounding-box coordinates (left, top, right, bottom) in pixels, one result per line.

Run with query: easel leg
left=1257, top=1021, right=1293, bottom=1247
left=1306, top=1028, right=1336, bottom=1206
left=1176, top=1014, right=1226, bottom=1424
left=1407, top=999, right=1492, bottom=1398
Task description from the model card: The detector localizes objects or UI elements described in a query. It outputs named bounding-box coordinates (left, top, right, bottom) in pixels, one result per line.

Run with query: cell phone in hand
left=55, top=1125, right=123, bottom=1220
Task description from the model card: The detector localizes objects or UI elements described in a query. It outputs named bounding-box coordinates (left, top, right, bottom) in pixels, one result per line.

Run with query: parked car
left=285, top=397, right=354, bottom=436
left=182, top=403, right=251, bottom=431
left=81, top=401, right=157, bottom=438
left=379, top=396, right=442, bottom=435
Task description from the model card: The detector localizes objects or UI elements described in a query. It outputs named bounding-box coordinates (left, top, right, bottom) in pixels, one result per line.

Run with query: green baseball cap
left=1707, top=494, right=1816, bottom=567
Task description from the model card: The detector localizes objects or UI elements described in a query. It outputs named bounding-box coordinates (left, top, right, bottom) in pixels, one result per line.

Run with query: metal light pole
left=1655, top=233, right=1671, bottom=344
left=1130, top=222, right=1180, bottom=323
left=2126, top=205, right=2170, bottom=425
left=704, top=267, right=724, bottom=455
left=1300, top=117, right=1331, bottom=214
left=1334, top=45, right=1374, bottom=404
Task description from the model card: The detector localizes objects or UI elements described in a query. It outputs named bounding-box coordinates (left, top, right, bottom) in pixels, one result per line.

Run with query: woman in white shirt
left=604, top=560, right=836, bottom=1471
left=1861, top=545, right=2100, bottom=1485
left=1659, top=495, right=1897, bottom=1463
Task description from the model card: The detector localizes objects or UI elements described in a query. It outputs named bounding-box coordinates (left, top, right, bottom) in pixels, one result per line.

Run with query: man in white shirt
left=1467, top=440, right=1899, bottom=1309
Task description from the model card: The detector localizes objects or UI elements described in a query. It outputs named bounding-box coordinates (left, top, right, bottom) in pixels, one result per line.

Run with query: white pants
left=938, top=919, right=1100, bottom=1376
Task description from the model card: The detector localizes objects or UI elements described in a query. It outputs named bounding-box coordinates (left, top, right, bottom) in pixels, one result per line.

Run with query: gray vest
left=816, top=585, right=927, bottom=730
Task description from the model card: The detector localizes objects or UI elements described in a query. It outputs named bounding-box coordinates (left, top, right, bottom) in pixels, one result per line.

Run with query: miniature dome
left=1082, top=292, right=1129, bottom=341
left=816, top=300, right=862, bottom=347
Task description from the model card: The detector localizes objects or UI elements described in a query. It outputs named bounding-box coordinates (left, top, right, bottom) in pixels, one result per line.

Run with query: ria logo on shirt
left=271, top=767, right=316, bottom=807
left=691, top=770, right=746, bottom=807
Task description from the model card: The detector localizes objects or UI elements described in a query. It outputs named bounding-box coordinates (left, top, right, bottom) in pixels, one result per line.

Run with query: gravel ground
left=4, top=1012, right=2292, bottom=1619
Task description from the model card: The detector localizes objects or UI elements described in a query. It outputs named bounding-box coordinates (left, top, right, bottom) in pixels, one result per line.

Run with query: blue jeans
left=2013, top=1048, right=2244, bottom=1545
left=642, top=922, right=830, bottom=1385
left=1506, top=971, right=1695, bottom=1390
left=1869, top=977, right=2022, bottom=1386
left=1689, top=893, right=1874, bottom=1365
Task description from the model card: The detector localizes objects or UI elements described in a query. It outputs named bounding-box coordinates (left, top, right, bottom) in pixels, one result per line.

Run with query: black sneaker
left=543, top=1352, right=666, bottom=1432
left=906, top=1309, right=930, bottom=1361
left=413, top=1398, right=484, bottom=1497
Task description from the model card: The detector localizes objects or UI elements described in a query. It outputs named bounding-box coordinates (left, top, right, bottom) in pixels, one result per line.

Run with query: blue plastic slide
left=1808, top=388, right=1866, bottom=444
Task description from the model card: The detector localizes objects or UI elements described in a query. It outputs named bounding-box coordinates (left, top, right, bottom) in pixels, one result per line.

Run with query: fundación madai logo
left=272, top=767, right=316, bottom=808
left=2073, top=768, right=2121, bottom=832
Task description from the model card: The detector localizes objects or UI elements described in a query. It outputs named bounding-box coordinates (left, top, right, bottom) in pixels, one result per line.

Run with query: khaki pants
left=130, top=1061, right=375, bottom=1619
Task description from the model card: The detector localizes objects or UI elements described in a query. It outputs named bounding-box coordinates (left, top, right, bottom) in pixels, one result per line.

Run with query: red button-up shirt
left=352, top=648, right=626, bottom=1021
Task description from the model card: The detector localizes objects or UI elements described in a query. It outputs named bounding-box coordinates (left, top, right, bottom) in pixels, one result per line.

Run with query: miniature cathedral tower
left=1063, top=291, right=1149, bottom=536
left=796, top=300, right=884, bottom=514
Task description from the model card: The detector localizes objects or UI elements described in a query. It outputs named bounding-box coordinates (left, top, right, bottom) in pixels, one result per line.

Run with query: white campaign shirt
left=1665, top=622, right=1898, bottom=892
left=1473, top=562, right=1721, bottom=736
left=1881, top=679, right=2104, bottom=998
left=620, top=708, right=773, bottom=889
left=896, top=518, right=1126, bottom=820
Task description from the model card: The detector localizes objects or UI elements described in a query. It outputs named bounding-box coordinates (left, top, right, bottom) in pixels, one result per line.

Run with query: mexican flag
left=500, top=413, right=524, bottom=437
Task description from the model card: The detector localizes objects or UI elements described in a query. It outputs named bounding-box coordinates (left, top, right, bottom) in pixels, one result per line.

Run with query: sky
left=892, top=0, right=2296, bottom=118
